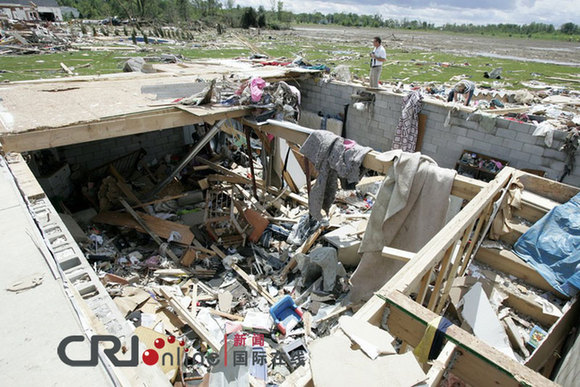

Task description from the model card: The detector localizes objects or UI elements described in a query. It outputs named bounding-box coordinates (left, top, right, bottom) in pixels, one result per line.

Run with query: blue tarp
left=513, top=192, right=580, bottom=297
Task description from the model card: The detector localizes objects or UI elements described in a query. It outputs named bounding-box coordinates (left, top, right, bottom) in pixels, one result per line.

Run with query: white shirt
left=372, top=45, right=386, bottom=67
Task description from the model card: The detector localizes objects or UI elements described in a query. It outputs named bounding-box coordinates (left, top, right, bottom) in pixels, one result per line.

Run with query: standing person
left=447, top=80, right=476, bottom=106
left=369, top=36, right=386, bottom=88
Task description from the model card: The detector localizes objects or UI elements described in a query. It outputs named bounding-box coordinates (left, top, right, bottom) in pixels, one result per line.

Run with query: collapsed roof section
left=0, top=60, right=319, bottom=152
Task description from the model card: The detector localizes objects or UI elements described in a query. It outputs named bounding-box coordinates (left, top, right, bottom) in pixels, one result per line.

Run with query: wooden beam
left=0, top=106, right=249, bottom=152
left=197, top=157, right=309, bottom=206
left=474, top=248, right=563, bottom=297
left=383, top=290, right=558, bottom=387
left=356, top=168, right=514, bottom=324
left=424, top=342, right=457, bottom=386
left=119, top=198, right=180, bottom=263
left=231, top=263, right=276, bottom=305
left=381, top=246, right=414, bottom=262
left=516, top=171, right=579, bottom=204
left=159, top=287, right=221, bottom=352
left=244, top=119, right=486, bottom=200
left=93, top=210, right=195, bottom=246
left=208, top=309, right=244, bottom=321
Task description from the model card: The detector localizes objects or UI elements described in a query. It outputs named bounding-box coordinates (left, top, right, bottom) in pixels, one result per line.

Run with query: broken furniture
left=455, top=149, right=509, bottom=182
left=270, top=295, right=303, bottom=335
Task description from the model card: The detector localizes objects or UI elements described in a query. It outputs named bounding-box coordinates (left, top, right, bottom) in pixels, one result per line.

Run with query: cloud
left=235, top=0, right=579, bottom=26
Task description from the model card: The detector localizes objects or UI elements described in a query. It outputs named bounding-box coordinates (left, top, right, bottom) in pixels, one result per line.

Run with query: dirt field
left=292, top=26, right=580, bottom=66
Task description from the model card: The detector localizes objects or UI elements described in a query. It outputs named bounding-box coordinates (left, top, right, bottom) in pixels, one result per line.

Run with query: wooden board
left=474, top=248, right=563, bottom=297
left=383, top=290, right=558, bottom=387
left=526, top=297, right=580, bottom=371
left=246, top=119, right=486, bottom=201
left=355, top=167, right=513, bottom=326
left=516, top=171, right=579, bottom=205
left=0, top=107, right=249, bottom=153
left=93, top=211, right=194, bottom=245
left=5, top=153, right=45, bottom=200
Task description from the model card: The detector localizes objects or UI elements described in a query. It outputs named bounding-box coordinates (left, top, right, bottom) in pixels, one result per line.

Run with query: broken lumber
left=93, top=209, right=195, bottom=246
left=231, top=263, right=276, bottom=305
left=146, top=119, right=225, bottom=199
left=119, top=198, right=180, bottom=263
left=160, top=287, right=221, bottom=352
left=197, top=157, right=309, bottom=206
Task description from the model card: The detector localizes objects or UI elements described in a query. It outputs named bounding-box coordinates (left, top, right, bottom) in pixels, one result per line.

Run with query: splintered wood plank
left=93, top=211, right=194, bottom=245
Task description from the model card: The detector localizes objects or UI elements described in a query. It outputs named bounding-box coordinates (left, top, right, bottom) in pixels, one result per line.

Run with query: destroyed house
left=0, top=60, right=579, bottom=386
left=0, top=0, right=62, bottom=22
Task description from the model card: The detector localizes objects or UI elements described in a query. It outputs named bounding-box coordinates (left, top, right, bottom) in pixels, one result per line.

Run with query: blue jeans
left=447, top=89, right=474, bottom=105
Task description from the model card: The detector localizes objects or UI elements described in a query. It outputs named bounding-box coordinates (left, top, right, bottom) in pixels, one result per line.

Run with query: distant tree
left=560, top=22, right=578, bottom=34
left=241, top=7, right=258, bottom=29
left=258, top=13, right=266, bottom=28
left=131, top=29, right=137, bottom=45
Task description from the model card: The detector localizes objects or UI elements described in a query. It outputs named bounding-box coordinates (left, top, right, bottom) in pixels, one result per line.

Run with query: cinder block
left=562, top=174, right=580, bottom=188
left=456, top=136, right=474, bottom=147
left=495, top=118, right=511, bottom=129
left=466, top=129, right=487, bottom=141
left=421, top=143, right=438, bottom=153
left=470, top=142, right=492, bottom=153
left=496, top=128, right=517, bottom=139
left=522, top=143, right=546, bottom=155
left=450, top=126, right=467, bottom=137
left=553, top=129, right=568, bottom=141
left=508, top=120, right=534, bottom=134
left=502, top=139, right=524, bottom=151
left=486, top=134, right=507, bottom=146
left=543, top=148, right=567, bottom=161
left=528, top=154, right=545, bottom=167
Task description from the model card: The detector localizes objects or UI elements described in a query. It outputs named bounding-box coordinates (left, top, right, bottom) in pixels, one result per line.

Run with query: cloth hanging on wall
left=392, top=90, right=424, bottom=152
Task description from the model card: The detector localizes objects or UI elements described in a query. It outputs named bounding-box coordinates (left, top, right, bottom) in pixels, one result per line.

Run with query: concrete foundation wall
left=56, top=126, right=186, bottom=172
left=300, top=79, right=580, bottom=187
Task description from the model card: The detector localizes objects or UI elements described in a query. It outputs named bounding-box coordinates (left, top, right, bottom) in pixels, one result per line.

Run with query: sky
left=235, top=0, right=580, bottom=27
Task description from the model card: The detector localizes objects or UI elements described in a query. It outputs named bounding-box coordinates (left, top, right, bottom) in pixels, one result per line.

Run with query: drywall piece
left=339, top=315, right=396, bottom=359
left=218, top=291, right=233, bottom=313
left=323, top=223, right=361, bottom=267
left=113, top=286, right=151, bottom=316
left=309, top=332, right=426, bottom=386
left=461, top=282, right=516, bottom=360
left=279, top=138, right=306, bottom=189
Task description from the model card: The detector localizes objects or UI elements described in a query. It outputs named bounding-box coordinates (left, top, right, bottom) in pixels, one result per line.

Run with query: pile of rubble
left=38, top=105, right=385, bottom=383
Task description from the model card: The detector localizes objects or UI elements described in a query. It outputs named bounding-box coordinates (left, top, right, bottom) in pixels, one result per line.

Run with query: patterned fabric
left=392, top=90, right=423, bottom=152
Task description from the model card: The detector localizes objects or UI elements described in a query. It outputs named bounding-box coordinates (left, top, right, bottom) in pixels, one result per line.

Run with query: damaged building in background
left=0, top=58, right=579, bottom=387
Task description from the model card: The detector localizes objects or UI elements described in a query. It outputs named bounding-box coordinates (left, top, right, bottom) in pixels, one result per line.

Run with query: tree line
left=56, top=0, right=580, bottom=37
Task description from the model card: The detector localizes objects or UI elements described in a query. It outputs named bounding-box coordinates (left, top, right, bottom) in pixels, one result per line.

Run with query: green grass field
left=0, top=32, right=578, bottom=90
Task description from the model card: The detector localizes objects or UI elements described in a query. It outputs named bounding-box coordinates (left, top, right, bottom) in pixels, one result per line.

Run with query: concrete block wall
left=55, top=127, right=186, bottom=172
left=300, top=79, right=580, bottom=187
